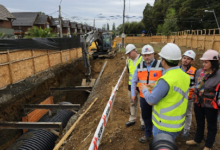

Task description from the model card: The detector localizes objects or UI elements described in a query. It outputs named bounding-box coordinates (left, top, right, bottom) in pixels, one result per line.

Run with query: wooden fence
left=0, top=48, right=82, bottom=89
left=116, top=29, right=220, bottom=53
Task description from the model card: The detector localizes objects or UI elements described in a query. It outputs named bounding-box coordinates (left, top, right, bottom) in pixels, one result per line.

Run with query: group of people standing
left=125, top=43, right=220, bottom=150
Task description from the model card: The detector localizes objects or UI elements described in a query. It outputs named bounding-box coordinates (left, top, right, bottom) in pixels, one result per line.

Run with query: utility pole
left=122, top=0, right=125, bottom=48
left=59, top=5, right=63, bottom=38
left=93, top=19, right=95, bottom=28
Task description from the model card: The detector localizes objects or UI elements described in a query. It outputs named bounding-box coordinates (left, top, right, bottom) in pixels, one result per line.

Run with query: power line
left=48, top=10, right=59, bottom=15
left=61, top=11, right=69, bottom=17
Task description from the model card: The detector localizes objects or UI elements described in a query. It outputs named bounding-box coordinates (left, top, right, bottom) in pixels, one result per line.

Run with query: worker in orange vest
left=131, top=45, right=163, bottom=143
left=180, top=50, right=197, bottom=138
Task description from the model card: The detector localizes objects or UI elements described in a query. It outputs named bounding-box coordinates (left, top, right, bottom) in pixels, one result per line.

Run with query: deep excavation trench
left=0, top=57, right=103, bottom=150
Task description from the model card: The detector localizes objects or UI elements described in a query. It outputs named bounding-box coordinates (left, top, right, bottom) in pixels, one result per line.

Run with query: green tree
left=161, top=8, right=178, bottom=36
left=24, top=26, right=57, bottom=38
left=157, top=24, right=163, bottom=34
left=112, top=22, right=116, bottom=31
left=39, top=12, right=45, bottom=15
left=117, top=21, right=145, bottom=34
left=141, top=0, right=220, bottom=33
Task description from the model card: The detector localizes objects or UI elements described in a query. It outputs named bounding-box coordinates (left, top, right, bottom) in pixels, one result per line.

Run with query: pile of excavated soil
left=61, top=49, right=220, bottom=150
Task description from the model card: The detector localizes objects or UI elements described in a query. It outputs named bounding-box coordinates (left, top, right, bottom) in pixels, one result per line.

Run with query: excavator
left=80, top=29, right=118, bottom=87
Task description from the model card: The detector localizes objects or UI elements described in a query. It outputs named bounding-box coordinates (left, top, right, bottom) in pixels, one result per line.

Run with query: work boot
left=203, top=147, right=211, bottom=150
left=181, top=129, right=189, bottom=138
left=186, top=140, right=198, bottom=146
left=138, top=136, right=152, bottom=143
left=125, top=121, right=135, bottom=127
left=140, top=125, right=145, bottom=131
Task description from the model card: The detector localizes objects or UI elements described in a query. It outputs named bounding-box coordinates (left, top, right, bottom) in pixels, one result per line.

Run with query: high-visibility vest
left=186, top=66, right=196, bottom=100
left=152, top=68, right=190, bottom=132
left=127, top=55, right=142, bottom=86
left=137, top=59, right=163, bottom=98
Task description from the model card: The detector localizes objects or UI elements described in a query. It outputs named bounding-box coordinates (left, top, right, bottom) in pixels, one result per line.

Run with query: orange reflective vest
left=137, top=59, right=163, bottom=98
left=186, top=66, right=197, bottom=100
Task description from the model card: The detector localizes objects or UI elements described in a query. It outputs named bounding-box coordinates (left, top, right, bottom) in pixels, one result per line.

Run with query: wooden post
left=47, top=50, right=51, bottom=68
left=190, top=31, right=194, bottom=49
left=60, top=51, right=63, bottom=63
left=7, top=50, right=14, bottom=84
left=211, top=34, right=215, bottom=49
left=69, top=49, right=72, bottom=60
left=110, top=87, right=115, bottom=122
left=31, top=50, right=36, bottom=74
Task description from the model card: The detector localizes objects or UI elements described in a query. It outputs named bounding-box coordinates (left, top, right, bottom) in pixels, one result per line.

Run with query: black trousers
left=140, top=97, right=152, bottom=137
left=194, top=104, right=218, bottom=148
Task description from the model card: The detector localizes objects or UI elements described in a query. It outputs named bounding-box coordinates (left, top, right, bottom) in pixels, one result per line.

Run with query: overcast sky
left=1, top=0, right=155, bottom=29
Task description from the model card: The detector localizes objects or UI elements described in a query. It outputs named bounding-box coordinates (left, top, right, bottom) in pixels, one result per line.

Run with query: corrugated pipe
left=7, top=102, right=74, bottom=150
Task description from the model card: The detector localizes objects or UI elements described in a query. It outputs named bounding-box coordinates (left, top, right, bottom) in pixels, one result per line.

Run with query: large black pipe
left=149, top=133, right=178, bottom=150
left=7, top=102, right=74, bottom=150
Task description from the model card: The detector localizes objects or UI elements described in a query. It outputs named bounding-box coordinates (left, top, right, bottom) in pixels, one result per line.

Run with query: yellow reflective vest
left=152, top=68, right=190, bottom=132
left=127, top=55, right=142, bottom=86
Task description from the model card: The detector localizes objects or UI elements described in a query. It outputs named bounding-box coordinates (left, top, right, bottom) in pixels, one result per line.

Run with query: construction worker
left=140, top=43, right=190, bottom=140
left=131, top=45, right=163, bottom=143
left=186, top=50, right=220, bottom=150
left=180, top=50, right=197, bottom=138
left=125, top=44, right=145, bottom=130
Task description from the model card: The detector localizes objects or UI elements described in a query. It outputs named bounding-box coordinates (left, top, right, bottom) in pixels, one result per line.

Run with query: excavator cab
left=102, top=32, right=112, bottom=51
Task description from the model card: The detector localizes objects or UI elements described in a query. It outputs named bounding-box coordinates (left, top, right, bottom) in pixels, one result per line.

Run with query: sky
left=1, top=0, right=155, bottom=30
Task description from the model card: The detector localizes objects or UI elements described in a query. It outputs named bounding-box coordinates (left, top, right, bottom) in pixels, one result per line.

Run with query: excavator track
left=92, top=47, right=119, bottom=59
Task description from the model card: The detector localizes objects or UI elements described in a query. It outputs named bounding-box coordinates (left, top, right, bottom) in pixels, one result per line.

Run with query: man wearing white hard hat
left=140, top=43, right=190, bottom=140
left=125, top=44, right=145, bottom=130
left=180, top=50, right=197, bottom=138
left=131, top=44, right=163, bottom=143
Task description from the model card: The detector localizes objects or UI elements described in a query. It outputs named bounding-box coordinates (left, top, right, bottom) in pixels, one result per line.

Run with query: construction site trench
left=0, top=56, right=105, bottom=149
left=0, top=43, right=220, bottom=150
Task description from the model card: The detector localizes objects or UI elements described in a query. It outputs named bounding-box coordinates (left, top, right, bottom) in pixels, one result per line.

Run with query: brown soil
left=61, top=47, right=220, bottom=150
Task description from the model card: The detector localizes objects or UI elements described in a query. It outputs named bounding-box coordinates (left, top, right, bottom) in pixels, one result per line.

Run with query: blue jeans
left=153, top=125, right=180, bottom=140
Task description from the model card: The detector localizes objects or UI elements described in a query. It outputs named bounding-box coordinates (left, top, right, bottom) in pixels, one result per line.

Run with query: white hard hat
left=183, top=50, right=196, bottom=60
left=158, top=43, right=182, bottom=60
left=125, top=44, right=136, bottom=54
left=141, top=45, right=154, bottom=54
